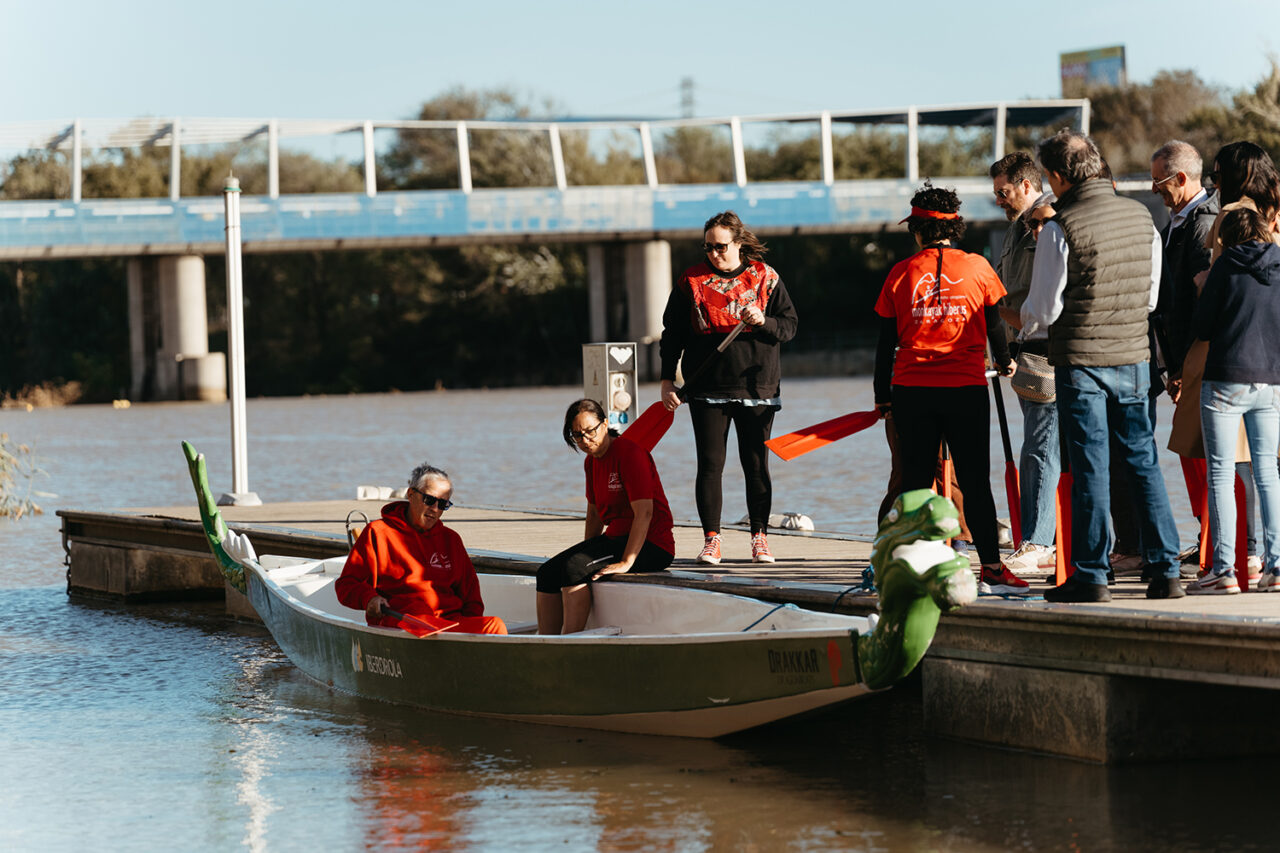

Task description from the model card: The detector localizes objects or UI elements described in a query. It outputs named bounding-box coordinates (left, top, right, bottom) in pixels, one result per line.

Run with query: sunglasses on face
left=570, top=421, right=605, bottom=442
left=411, top=486, right=453, bottom=511
left=702, top=241, right=732, bottom=254
left=994, top=187, right=1013, bottom=200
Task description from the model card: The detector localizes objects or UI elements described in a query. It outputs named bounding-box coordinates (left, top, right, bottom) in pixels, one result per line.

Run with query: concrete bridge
left=0, top=101, right=1089, bottom=400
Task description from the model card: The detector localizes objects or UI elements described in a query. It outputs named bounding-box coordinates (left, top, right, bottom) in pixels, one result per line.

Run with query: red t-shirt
left=585, top=435, right=676, bottom=555
left=874, top=247, right=1006, bottom=387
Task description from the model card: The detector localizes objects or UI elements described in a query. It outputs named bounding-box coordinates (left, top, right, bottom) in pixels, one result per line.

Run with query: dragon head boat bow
left=859, top=488, right=977, bottom=690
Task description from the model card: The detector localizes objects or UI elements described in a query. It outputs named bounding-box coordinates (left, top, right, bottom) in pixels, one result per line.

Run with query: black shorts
left=535, top=535, right=673, bottom=593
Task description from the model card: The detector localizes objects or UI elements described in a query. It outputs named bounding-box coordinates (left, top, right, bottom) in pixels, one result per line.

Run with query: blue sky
left=5, top=0, right=1279, bottom=121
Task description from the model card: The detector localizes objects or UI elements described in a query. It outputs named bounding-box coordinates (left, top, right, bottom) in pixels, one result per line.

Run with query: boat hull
left=245, top=566, right=873, bottom=738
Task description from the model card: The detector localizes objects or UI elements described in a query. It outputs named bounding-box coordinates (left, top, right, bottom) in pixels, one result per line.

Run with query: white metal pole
left=220, top=175, right=260, bottom=506
left=993, top=103, right=1007, bottom=162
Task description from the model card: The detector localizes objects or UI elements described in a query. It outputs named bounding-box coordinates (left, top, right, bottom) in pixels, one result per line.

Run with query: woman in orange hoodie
left=336, top=463, right=506, bottom=634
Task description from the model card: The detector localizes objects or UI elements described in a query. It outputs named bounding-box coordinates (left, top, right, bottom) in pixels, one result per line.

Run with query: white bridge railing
left=0, top=100, right=1089, bottom=203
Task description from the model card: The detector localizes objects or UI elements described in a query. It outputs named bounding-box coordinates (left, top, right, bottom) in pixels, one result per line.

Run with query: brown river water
left=3, top=378, right=1267, bottom=851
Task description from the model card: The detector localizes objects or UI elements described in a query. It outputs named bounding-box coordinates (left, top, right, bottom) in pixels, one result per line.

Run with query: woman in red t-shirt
left=873, top=181, right=1024, bottom=595
left=536, top=398, right=675, bottom=634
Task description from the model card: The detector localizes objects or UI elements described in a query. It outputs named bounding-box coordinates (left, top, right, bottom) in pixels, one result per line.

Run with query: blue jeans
left=1056, top=364, right=1180, bottom=584
left=1018, top=396, right=1060, bottom=546
left=1200, top=380, right=1280, bottom=576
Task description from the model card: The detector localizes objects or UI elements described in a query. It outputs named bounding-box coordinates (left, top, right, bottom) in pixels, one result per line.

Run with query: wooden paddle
left=990, top=372, right=1022, bottom=546
left=764, top=410, right=880, bottom=461
left=626, top=320, right=749, bottom=452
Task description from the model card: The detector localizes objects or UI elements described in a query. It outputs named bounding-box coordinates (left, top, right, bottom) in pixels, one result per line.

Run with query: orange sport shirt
left=874, top=247, right=1007, bottom=387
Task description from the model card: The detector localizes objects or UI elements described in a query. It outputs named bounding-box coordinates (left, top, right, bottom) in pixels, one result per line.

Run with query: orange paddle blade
left=384, top=608, right=457, bottom=638
left=765, top=410, right=880, bottom=461
left=624, top=401, right=675, bottom=453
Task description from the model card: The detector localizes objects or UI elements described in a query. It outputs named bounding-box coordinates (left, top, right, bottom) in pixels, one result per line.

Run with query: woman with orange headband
left=873, top=181, right=1026, bottom=595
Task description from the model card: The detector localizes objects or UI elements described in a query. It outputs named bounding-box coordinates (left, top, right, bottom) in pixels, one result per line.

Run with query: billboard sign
left=1060, top=45, right=1126, bottom=96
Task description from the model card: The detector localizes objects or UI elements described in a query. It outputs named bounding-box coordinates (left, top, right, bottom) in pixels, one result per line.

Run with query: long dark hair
left=561, top=398, right=619, bottom=451
left=1213, top=141, right=1280, bottom=217
left=703, top=210, right=767, bottom=261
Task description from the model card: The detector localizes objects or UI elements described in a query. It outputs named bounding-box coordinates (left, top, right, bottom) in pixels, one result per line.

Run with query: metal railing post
left=906, top=107, right=919, bottom=183
left=457, top=121, right=472, bottom=193
left=993, top=103, right=1007, bottom=162
left=267, top=120, right=279, bottom=199
left=730, top=117, right=746, bottom=187
left=639, top=123, right=659, bottom=188
left=169, top=118, right=181, bottom=202
left=820, top=111, right=834, bottom=186
left=362, top=120, right=376, bottom=197
left=549, top=124, right=567, bottom=191
left=71, top=119, right=82, bottom=203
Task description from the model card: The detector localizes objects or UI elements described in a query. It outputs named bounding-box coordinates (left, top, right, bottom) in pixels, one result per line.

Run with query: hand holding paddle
left=627, top=319, right=750, bottom=452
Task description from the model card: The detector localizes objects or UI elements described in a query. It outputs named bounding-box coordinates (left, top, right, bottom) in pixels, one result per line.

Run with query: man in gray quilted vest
left=1020, top=129, right=1182, bottom=602
left=990, top=152, right=1058, bottom=576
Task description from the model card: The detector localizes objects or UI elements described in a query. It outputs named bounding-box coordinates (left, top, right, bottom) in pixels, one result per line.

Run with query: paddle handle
left=675, top=320, right=748, bottom=402
left=990, top=372, right=1016, bottom=463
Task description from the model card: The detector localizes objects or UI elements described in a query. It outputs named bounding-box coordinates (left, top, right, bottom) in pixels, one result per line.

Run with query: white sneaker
left=1258, top=569, right=1280, bottom=591
left=1186, top=570, right=1240, bottom=595
left=1004, top=541, right=1055, bottom=575
left=1248, top=555, right=1263, bottom=581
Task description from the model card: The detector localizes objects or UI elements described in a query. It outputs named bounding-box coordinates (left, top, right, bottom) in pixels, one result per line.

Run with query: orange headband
left=898, top=206, right=961, bottom=224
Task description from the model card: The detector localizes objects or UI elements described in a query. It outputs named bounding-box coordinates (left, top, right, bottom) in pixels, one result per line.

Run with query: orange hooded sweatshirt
left=336, top=501, right=484, bottom=628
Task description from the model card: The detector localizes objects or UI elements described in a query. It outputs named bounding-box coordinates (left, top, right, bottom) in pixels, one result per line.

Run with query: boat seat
left=505, top=621, right=539, bottom=635
left=573, top=625, right=622, bottom=636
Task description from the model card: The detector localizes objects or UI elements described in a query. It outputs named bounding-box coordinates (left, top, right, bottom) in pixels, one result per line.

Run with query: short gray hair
left=408, top=463, right=451, bottom=492
left=1152, top=140, right=1203, bottom=181
left=1037, top=129, right=1104, bottom=186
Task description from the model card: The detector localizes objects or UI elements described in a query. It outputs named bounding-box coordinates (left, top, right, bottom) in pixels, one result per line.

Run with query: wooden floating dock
left=59, top=501, right=1280, bottom=764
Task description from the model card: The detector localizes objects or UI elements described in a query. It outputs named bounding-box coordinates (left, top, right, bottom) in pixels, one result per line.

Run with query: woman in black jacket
left=658, top=211, right=798, bottom=565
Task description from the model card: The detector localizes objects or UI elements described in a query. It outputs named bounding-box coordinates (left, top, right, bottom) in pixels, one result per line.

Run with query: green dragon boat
left=183, top=441, right=975, bottom=738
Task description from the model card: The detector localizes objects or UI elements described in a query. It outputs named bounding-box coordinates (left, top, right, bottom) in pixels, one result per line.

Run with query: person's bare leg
left=536, top=591, right=563, bottom=635
left=561, top=584, right=593, bottom=634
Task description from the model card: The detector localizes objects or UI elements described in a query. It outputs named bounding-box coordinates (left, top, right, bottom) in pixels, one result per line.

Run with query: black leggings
left=535, top=536, right=673, bottom=593
left=891, top=384, right=1001, bottom=565
left=688, top=400, right=777, bottom=535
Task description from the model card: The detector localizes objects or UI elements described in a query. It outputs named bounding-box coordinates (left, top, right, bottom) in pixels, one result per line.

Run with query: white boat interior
left=256, top=555, right=871, bottom=640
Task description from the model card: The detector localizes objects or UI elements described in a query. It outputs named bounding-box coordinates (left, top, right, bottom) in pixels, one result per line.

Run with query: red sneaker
left=978, top=564, right=1031, bottom=595
left=751, top=533, right=775, bottom=563
left=697, top=533, right=722, bottom=565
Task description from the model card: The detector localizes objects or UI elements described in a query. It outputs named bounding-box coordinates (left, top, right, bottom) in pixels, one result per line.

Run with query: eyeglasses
left=570, top=421, right=605, bottom=442
left=1152, top=174, right=1177, bottom=189
left=701, top=241, right=732, bottom=254
left=410, top=486, right=453, bottom=511
left=993, top=187, right=1013, bottom=200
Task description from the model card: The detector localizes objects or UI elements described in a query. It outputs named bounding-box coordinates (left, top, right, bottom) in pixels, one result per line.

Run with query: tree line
left=2, top=65, right=1279, bottom=402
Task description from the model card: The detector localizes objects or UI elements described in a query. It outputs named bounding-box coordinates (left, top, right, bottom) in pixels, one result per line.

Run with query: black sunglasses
left=570, top=421, right=605, bottom=442
left=410, top=486, right=453, bottom=511
left=701, top=241, right=731, bottom=254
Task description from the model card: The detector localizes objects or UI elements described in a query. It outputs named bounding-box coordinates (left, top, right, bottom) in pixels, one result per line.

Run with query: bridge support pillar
left=586, top=240, right=671, bottom=381
left=127, top=256, right=226, bottom=402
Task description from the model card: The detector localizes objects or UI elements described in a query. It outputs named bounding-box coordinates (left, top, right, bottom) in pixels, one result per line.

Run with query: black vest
left=1048, top=179, right=1154, bottom=367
